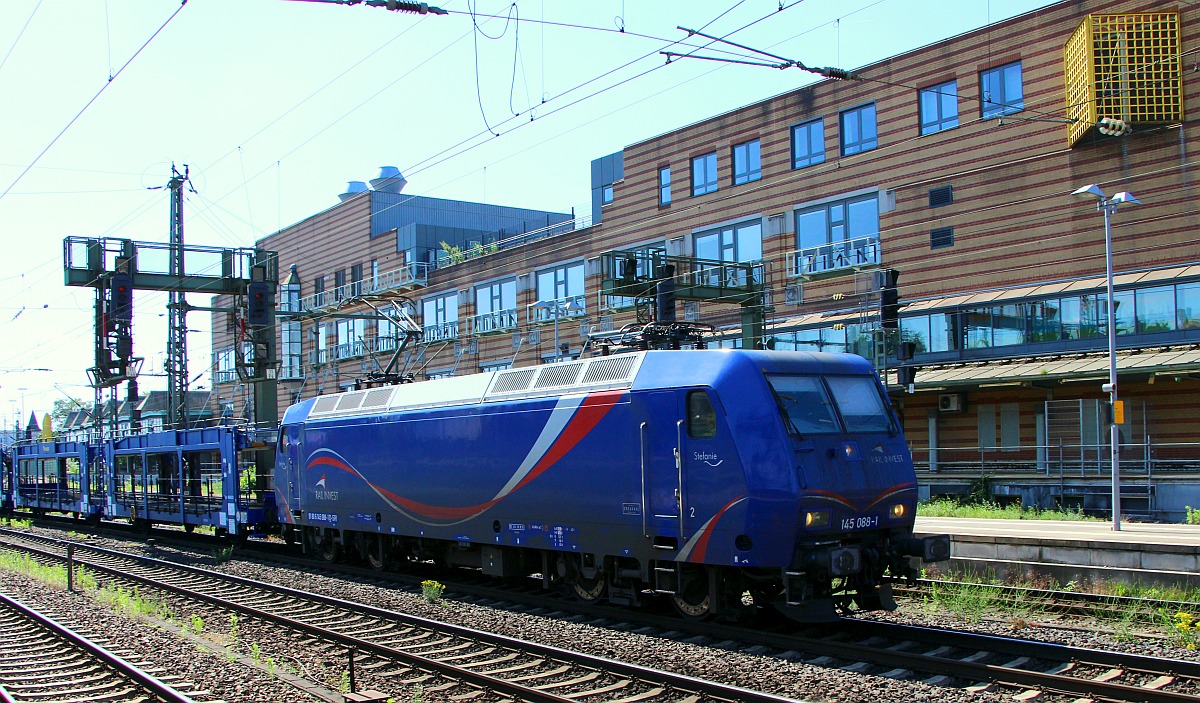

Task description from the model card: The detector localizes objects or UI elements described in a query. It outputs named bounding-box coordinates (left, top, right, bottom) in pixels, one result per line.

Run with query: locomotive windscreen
left=766, top=374, right=894, bottom=436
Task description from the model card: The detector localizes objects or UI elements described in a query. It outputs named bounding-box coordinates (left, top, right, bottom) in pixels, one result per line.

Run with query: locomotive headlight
left=804, top=510, right=831, bottom=528
left=889, top=503, right=907, bottom=519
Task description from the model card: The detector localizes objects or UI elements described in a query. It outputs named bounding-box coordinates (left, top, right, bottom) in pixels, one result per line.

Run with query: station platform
left=913, top=517, right=1200, bottom=589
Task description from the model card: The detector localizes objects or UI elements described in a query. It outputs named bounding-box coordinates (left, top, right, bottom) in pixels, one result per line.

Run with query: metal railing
left=422, top=320, right=459, bottom=342
left=470, top=308, right=518, bottom=335
left=787, top=235, right=880, bottom=277
left=308, top=335, right=405, bottom=365
left=911, top=440, right=1200, bottom=474
left=295, top=263, right=430, bottom=313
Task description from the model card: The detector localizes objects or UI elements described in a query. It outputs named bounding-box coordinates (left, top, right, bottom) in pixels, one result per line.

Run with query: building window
left=931, top=227, right=954, bottom=249
left=695, top=221, right=762, bottom=264
left=659, top=167, right=671, bottom=205
left=840, top=103, right=877, bottom=156
left=694, top=221, right=762, bottom=287
left=691, top=152, right=718, bottom=196
left=534, top=262, right=586, bottom=322
left=791, top=119, right=825, bottom=169
left=281, top=298, right=303, bottom=376
left=981, top=61, right=1023, bottom=117
left=421, top=291, right=459, bottom=341
left=537, top=262, right=584, bottom=300
left=919, top=80, right=958, bottom=134
left=473, top=278, right=518, bottom=334
left=334, top=269, right=346, bottom=289
left=732, top=139, right=761, bottom=185
left=481, top=360, right=512, bottom=372
left=601, top=184, right=614, bottom=204
left=312, top=276, right=325, bottom=295
left=793, top=193, right=880, bottom=275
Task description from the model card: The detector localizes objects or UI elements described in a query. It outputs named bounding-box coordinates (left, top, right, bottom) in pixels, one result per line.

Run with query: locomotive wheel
left=318, top=532, right=341, bottom=563
left=184, top=524, right=195, bottom=534
left=569, top=572, right=607, bottom=603
left=671, top=568, right=714, bottom=620
left=365, top=535, right=387, bottom=571
left=671, top=590, right=713, bottom=620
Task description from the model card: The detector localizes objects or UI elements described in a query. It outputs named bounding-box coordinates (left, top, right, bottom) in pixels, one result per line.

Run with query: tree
left=51, top=397, right=88, bottom=435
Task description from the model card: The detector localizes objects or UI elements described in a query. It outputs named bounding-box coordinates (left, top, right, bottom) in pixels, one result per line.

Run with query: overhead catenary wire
left=0, top=0, right=188, bottom=207
left=0, top=0, right=43, bottom=77
left=2, top=1, right=1190, bottom=383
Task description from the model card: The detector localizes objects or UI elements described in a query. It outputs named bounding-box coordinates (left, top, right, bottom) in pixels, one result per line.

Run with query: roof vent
left=338, top=181, right=369, bottom=202
left=370, top=166, right=407, bottom=194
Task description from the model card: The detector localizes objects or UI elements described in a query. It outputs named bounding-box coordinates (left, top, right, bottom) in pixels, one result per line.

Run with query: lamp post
left=1071, top=184, right=1141, bottom=531
left=531, top=298, right=584, bottom=362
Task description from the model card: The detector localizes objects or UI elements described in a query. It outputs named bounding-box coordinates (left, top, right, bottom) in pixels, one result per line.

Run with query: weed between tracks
left=914, top=567, right=1200, bottom=650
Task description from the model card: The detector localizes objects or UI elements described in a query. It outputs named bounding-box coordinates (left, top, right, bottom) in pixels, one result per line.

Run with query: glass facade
left=901, top=281, right=1200, bottom=355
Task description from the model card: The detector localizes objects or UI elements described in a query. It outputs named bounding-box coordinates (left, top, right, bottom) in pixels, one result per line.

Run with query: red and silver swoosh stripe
left=306, top=390, right=625, bottom=526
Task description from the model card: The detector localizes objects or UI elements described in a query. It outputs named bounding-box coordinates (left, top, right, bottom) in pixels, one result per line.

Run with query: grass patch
left=915, top=566, right=1200, bottom=650
left=918, top=497, right=1099, bottom=521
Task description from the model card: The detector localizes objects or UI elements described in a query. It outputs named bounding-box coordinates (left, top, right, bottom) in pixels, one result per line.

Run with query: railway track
left=0, top=529, right=801, bottom=703
left=6, top=524, right=1200, bottom=702
left=897, top=578, right=1200, bottom=620
left=0, top=589, right=204, bottom=703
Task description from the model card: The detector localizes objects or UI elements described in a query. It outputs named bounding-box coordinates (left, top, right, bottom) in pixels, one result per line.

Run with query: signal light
left=246, top=281, right=272, bottom=326
left=1097, top=117, right=1131, bottom=136
left=110, top=273, right=133, bottom=323
left=880, top=268, right=900, bottom=330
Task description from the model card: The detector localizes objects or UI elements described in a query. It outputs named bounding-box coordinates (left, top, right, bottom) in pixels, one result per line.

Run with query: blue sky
left=0, top=0, right=1055, bottom=426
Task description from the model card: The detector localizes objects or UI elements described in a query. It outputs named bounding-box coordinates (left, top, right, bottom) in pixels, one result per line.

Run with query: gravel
left=3, top=524, right=1196, bottom=703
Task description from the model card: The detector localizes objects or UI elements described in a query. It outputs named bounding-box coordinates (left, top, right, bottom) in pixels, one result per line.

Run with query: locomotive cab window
left=825, top=376, right=895, bottom=434
left=687, top=390, right=717, bottom=438
left=766, top=375, right=840, bottom=436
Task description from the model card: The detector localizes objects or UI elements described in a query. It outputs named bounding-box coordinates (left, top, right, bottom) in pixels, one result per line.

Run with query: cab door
left=640, top=391, right=685, bottom=548
left=284, top=425, right=303, bottom=516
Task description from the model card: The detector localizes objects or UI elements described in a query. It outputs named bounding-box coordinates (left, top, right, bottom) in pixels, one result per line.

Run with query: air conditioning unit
left=938, top=393, right=964, bottom=413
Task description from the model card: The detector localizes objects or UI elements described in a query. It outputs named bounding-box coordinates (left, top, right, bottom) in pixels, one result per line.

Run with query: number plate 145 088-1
left=841, top=515, right=879, bottom=530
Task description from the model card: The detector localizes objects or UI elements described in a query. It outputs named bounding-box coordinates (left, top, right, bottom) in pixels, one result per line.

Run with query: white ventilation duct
left=370, top=166, right=407, bottom=194
left=338, top=181, right=369, bottom=202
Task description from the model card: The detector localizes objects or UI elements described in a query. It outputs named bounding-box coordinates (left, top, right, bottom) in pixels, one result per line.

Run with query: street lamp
left=1071, top=184, right=1141, bottom=531
left=531, top=298, right=585, bottom=362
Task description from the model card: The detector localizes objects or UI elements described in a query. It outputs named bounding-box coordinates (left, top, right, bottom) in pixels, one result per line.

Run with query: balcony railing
left=423, top=320, right=459, bottom=342
left=470, top=308, right=519, bottom=335
left=787, top=235, right=880, bottom=277
left=294, top=263, right=429, bottom=313
left=307, top=335, right=403, bottom=366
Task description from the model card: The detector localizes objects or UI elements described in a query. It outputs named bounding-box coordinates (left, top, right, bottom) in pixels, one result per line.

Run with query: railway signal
left=246, top=280, right=272, bottom=327
left=109, top=273, right=133, bottom=324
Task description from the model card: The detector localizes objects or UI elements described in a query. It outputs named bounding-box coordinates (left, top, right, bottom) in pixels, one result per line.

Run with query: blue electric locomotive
left=277, top=349, right=948, bottom=621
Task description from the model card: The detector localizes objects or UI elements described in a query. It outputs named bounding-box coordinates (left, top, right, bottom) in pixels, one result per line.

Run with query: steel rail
left=0, top=531, right=804, bottom=703
left=904, top=577, right=1200, bottom=614
left=9, top=525, right=1200, bottom=703
left=0, top=590, right=199, bottom=703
